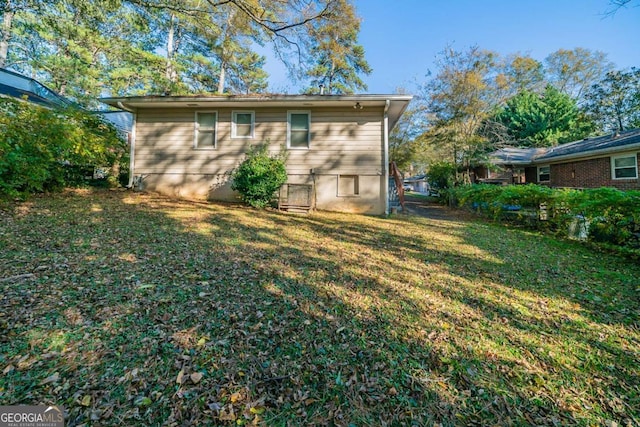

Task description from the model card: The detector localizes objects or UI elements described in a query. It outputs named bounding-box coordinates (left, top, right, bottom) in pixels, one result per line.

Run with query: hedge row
left=0, top=97, right=128, bottom=198
left=447, top=184, right=640, bottom=256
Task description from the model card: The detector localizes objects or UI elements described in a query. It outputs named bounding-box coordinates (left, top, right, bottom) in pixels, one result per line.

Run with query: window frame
left=287, top=110, right=311, bottom=149
left=337, top=174, right=360, bottom=197
left=538, top=165, right=550, bottom=183
left=194, top=111, right=218, bottom=150
left=231, top=110, right=255, bottom=139
left=611, top=153, right=638, bottom=180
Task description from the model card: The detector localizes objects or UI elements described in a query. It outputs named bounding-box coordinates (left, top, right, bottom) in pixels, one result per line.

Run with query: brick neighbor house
left=478, top=129, right=640, bottom=190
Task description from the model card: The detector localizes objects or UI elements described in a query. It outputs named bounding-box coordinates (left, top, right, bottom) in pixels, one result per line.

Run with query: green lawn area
left=1, top=189, right=639, bottom=426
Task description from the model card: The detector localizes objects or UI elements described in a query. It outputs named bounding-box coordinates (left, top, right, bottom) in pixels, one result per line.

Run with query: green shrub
left=0, top=97, right=127, bottom=198
left=450, top=183, right=640, bottom=255
left=231, top=144, right=288, bottom=208
left=428, top=161, right=456, bottom=190
left=563, top=187, right=640, bottom=247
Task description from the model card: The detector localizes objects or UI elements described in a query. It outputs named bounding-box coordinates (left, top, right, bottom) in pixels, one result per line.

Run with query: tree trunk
left=327, top=60, right=335, bottom=94
left=217, top=61, right=226, bottom=93
left=217, top=11, right=233, bottom=94
left=0, top=6, right=14, bottom=68
left=616, top=106, right=624, bottom=132
left=165, top=13, right=177, bottom=94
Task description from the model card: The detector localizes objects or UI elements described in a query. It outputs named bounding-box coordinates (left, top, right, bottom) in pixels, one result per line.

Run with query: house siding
left=133, top=106, right=386, bottom=214
left=548, top=153, right=640, bottom=190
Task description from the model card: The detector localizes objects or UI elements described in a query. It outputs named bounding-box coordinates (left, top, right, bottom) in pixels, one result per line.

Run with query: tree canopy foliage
left=0, top=97, right=127, bottom=197
left=583, top=67, right=640, bottom=132
left=391, top=44, right=638, bottom=180
left=304, top=0, right=371, bottom=94
left=493, top=85, right=594, bottom=147
left=0, top=0, right=369, bottom=106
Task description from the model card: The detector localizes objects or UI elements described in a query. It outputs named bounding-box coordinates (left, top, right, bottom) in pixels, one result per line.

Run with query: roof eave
left=536, top=142, right=640, bottom=164
left=100, top=94, right=413, bottom=107
left=100, top=94, right=413, bottom=131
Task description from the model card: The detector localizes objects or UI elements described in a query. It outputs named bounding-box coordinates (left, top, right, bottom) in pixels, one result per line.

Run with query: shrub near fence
left=448, top=184, right=640, bottom=257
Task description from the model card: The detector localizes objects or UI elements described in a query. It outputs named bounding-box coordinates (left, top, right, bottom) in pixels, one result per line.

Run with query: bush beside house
left=231, top=144, right=288, bottom=208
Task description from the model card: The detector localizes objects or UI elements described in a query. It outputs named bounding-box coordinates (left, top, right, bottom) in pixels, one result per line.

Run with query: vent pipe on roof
left=319, top=84, right=324, bottom=95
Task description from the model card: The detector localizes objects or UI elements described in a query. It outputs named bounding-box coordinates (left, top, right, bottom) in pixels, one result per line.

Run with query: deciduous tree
left=544, top=48, right=614, bottom=102
left=583, top=67, right=640, bottom=132
left=423, top=46, right=509, bottom=182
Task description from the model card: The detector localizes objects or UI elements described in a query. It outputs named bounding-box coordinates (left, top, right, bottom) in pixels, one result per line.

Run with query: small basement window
left=194, top=111, right=217, bottom=149
left=611, top=154, right=638, bottom=179
left=538, top=165, right=550, bottom=182
left=232, top=111, right=254, bottom=139
left=338, top=175, right=359, bottom=197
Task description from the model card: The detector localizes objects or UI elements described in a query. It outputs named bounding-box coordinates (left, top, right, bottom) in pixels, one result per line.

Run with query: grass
left=1, top=189, right=639, bottom=426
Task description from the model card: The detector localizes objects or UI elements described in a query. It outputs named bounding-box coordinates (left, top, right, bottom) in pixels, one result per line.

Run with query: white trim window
left=338, top=175, right=359, bottom=197
left=538, top=165, right=550, bottom=182
left=611, top=154, right=638, bottom=179
left=287, top=111, right=310, bottom=149
left=232, top=111, right=254, bottom=139
left=194, top=111, right=217, bottom=149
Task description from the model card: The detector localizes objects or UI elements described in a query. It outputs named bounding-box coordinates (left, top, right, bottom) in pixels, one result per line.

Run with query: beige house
left=102, top=94, right=412, bottom=214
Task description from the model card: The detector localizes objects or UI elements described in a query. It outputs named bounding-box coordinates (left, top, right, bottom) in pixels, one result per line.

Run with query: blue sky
left=264, top=0, right=640, bottom=94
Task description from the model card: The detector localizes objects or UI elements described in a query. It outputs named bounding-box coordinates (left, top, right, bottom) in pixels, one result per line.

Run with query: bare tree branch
left=604, top=0, right=638, bottom=16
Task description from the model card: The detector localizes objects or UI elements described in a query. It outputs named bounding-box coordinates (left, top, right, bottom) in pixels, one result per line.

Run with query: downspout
left=117, top=102, right=137, bottom=189
left=383, top=99, right=390, bottom=215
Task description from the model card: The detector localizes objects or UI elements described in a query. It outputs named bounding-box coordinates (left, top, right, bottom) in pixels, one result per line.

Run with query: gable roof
left=100, top=94, right=413, bottom=131
left=536, top=128, right=640, bottom=162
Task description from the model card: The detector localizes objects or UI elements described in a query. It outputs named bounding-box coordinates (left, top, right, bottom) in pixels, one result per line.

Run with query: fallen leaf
left=39, top=372, right=60, bottom=385
left=81, top=395, right=91, bottom=406
left=134, top=396, right=152, bottom=407
left=219, top=404, right=236, bottom=421
left=249, top=406, right=265, bottom=415
left=190, top=372, right=203, bottom=384
left=176, top=369, right=186, bottom=384
left=3, top=364, right=14, bottom=375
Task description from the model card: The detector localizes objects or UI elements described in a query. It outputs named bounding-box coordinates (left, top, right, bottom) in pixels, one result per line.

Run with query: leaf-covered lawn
left=1, top=189, right=639, bottom=426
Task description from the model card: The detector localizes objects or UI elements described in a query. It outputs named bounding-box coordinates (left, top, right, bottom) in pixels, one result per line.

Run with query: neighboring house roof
left=489, top=147, right=547, bottom=165
left=96, top=110, right=134, bottom=133
left=489, top=129, right=640, bottom=166
left=0, top=67, right=72, bottom=108
left=100, top=94, right=413, bottom=131
left=405, top=174, right=427, bottom=181
left=536, top=128, right=640, bottom=162
left=1, top=68, right=134, bottom=135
